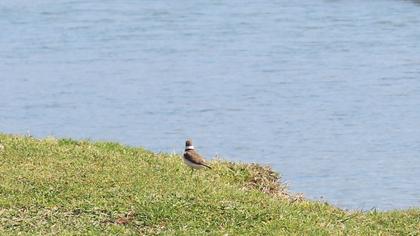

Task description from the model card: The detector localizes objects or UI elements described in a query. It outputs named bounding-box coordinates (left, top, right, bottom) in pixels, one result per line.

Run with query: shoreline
left=0, top=133, right=419, bottom=234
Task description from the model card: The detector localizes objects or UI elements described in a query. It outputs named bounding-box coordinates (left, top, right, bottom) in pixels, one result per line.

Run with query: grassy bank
left=0, top=134, right=418, bottom=235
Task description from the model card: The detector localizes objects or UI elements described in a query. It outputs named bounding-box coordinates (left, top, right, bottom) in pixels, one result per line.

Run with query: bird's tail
left=203, top=163, right=212, bottom=169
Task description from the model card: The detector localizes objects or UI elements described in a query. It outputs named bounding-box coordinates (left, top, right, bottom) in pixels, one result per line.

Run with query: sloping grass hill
left=0, top=134, right=419, bottom=235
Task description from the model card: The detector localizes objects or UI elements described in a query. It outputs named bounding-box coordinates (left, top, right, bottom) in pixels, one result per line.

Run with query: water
left=1, top=0, right=420, bottom=210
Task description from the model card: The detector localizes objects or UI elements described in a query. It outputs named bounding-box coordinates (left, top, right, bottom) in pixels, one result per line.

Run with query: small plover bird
left=183, top=139, right=211, bottom=171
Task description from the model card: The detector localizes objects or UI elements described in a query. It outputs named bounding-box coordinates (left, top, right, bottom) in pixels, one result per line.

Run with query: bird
left=183, top=139, right=211, bottom=172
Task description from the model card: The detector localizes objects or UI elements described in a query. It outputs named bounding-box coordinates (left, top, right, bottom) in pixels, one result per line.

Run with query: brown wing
left=184, top=150, right=212, bottom=168
left=184, top=150, right=206, bottom=165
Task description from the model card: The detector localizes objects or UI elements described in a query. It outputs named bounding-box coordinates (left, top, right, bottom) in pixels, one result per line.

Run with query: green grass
left=0, top=133, right=419, bottom=235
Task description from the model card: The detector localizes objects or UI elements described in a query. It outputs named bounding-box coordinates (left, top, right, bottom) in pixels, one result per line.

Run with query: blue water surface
left=1, top=0, right=420, bottom=210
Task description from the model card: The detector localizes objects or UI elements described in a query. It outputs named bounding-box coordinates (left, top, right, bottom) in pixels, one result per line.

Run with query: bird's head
left=185, top=139, right=194, bottom=150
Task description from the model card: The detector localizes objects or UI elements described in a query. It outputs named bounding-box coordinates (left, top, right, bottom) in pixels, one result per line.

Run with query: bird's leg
left=190, top=167, right=194, bottom=176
